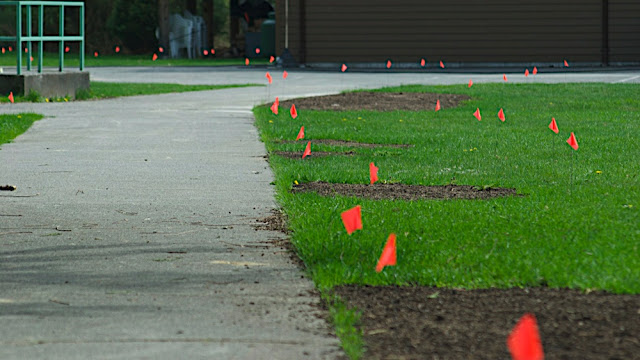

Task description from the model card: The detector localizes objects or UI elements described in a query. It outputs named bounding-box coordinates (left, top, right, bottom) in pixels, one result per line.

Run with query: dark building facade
left=276, top=0, right=640, bottom=66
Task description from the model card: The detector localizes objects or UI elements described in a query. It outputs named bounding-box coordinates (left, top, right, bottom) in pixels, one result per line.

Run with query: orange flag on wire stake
left=503, top=74, right=508, bottom=82
left=270, top=97, right=279, bottom=115
left=115, top=46, right=120, bottom=53
left=245, top=58, right=250, bottom=66
left=302, top=141, right=311, bottom=158
left=65, top=46, right=70, bottom=53
left=152, top=53, right=158, bottom=61
left=159, top=47, right=164, bottom=53
left=507, top=313, right=544, bottom=360
left=283, top=70, right=288, bottom=79
left=549, top=118, right=559, bottom=134
left=420, top=58, right=426, bottom=67
left=340, top=205, right=362, bottom=235
left=341, top=64, right=347, bottom=72
left=255, top=48, right=260, bottom=54
left=211, top=49, right=215, bottom=55
left=269, top=56, right=274, bottom=63
left=290, top=104, right=298, bottom=119
left=8, top=92, right=14, bottom=103
left=375, top=233, right=397, bottom=272
left=296, top=126, right=304, bottom=141
left=94, top=51, right=99, bottom=57
left=564, top=59, right=569, bottom=67
left=1, top=47, right=4, bottom=54
left=203, top=49, right=209, bottom=56
left=533, top=66, right=538, bottom=75
left=435, top=99, right=441, bottom=112
left=567, top=132, right=579, bottom=150
left=524, top=69, right=529, bottom=77
left=473, top=108, right=482, bottom=121
left=498, top=108, right=505, bottom=122
left=439, top=60, right=445, bottom=68
left=386, top=60, right=392, bottom=69
left=265, top=72, right=273, bottom=84
left=468, top=79, right=473, bottom=88
left=369, top=162, right=379, bottom=184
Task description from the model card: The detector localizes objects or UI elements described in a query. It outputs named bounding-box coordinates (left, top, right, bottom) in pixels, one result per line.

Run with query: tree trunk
left=158, top=0, right=170, bottom=57
left=203, top=0, right=215, bottom=50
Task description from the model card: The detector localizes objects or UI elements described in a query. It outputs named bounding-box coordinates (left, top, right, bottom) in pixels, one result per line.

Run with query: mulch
left=278, top=91, right=470, bottom=112
left=292, top=182, right=519, bottom=201
left=335, top=285, right=640, bottom=360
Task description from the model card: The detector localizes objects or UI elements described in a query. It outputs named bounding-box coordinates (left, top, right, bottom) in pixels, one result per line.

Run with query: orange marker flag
left=435, top=99, right=441, bottom=112
left=564, top=59, right=569, bottom=67
left=340, top=205, right=362, bottom=235
left=549, top=118, right=559, bottom=134
left=8, top=92, right=14, bottom=104
left=341, top=64, right=348, bottom=72
left=533, top=66, right=538, bottom=75
left=503, top=74, right=508, bottom=82
left=269, top=55, right=274, bottom=63
left=275, top=96, right=279, bottom=107
left=24, top=48, right=28, bottom=53
left=270, top=97, right=279, bottom=115
left=473, top=108, right=482, bottom=121
left=159, top=47, right=164, bottom=53
left=30, top=56, right=34, bottom=62
left=152, top=53, right=158, bottom=61
left=65, top=46, right=70, bottom=53
left=420, top=58, right=426, bottom=67
left=369, top=162, right=379, bottom=184
left=211, top=48, right=215, bottom=55
left=302, top=141, right=311, bottom=159
left=94, top=51, right=98, bottom=57
left=468, top=79, right=473, bottom=88
left=265, top=72, right=273, bottom=84
left=283, top=70, right=288, bottom=79
left=296, top=126, right=304, bottom=141
left=375, top=233, right=397, bottom=272
left=498, top=108, right=505, bottom=122
left=245, top=58, right=250, bottom=66
left=507, top=313, right=544, bottom=360
left=255, top=48, right=261, bottom=54
left=203, top=49, right=209, bottom=56
left=524, top=69, right=529, bottom=77
left=8, top=46, right=12, bottom=52
left=290, top=104, right=298, bottom=119
left=440, top=60, right=445, bottom=68
left=115, top=46, right=120, bottom=53
left=386, top=60, right=392, bottom=69
left=1, top=47, right=4, bottom=54
left=567, top=132, right=579, bottom=150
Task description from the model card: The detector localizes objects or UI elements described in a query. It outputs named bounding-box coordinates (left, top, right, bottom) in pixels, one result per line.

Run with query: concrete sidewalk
left=1, top=68, right=639, bottom=359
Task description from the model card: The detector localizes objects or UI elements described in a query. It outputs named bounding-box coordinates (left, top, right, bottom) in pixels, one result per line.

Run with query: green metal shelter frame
left=0, top=1, right=84, bottom=75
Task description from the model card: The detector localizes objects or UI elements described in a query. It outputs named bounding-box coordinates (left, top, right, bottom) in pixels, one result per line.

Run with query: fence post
left=38, top=4, right=43, bottom=73
left=26, top=5, right=32, bottom=71
left=79, top=4, right=84, bottom=71
left=16, top=3, right=22, bottom=75
left=59, top=4, right=64, bottom=72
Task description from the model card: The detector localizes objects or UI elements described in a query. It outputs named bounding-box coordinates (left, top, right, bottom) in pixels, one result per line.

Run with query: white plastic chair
left=184, top=11, right=207, bottom=57
left=169, top=14, right=194, bottom=58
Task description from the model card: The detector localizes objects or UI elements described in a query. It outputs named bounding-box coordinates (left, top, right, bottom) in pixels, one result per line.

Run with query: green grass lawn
left=255, top=83, right=639, bottom=358
left=0, top=113, right=44, bottom=147
left=0, top=51, right=270, bottom=68
left=0, top=82, right=259, bottom=103
left=254, top=83, right=640, bottom=294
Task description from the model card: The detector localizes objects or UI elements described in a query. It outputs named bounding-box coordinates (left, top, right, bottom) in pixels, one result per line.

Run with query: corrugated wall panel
left=609, top=0, right=640, bottom=63
left=276, top=0, right=639, bottom=65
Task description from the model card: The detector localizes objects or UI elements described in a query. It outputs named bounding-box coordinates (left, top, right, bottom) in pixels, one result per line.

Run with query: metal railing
left=0, top=1, right=84, bottom=75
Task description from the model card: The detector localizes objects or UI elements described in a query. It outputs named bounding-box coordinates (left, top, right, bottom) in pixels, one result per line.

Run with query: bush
left=107, top=0, right=158, bottom=53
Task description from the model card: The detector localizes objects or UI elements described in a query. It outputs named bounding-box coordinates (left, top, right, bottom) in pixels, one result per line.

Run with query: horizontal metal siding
left=609, top=0, right=640, bottom=62
left=304, top=0, right=603, bottom=63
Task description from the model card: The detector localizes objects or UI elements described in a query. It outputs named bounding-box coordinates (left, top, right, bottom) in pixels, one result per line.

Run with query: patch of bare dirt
left=279, top=92, right=470, bottom=112
left=292, top=182, right=519, bottom=200
left=335, top=285, right=640, bottom=360
left=253, top=209, right=289, bottom=234
left=273, top=151, right=357, bottom=159
left=278, top=139, right=412, bottom=149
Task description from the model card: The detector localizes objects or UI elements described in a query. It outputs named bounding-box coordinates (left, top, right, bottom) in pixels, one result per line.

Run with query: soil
left=335, top=285, right=640, bottom=359
left=292, top=182, right=519, bottom=201
left=278, top=92, right=470, bottom=112
left=278, top=139, right=413, bottom=149
left=273, top=151, right=356, bottom=159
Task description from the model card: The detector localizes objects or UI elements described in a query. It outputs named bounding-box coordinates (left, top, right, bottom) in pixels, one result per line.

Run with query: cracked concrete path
left=1, top=67, right=638, bottom=359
